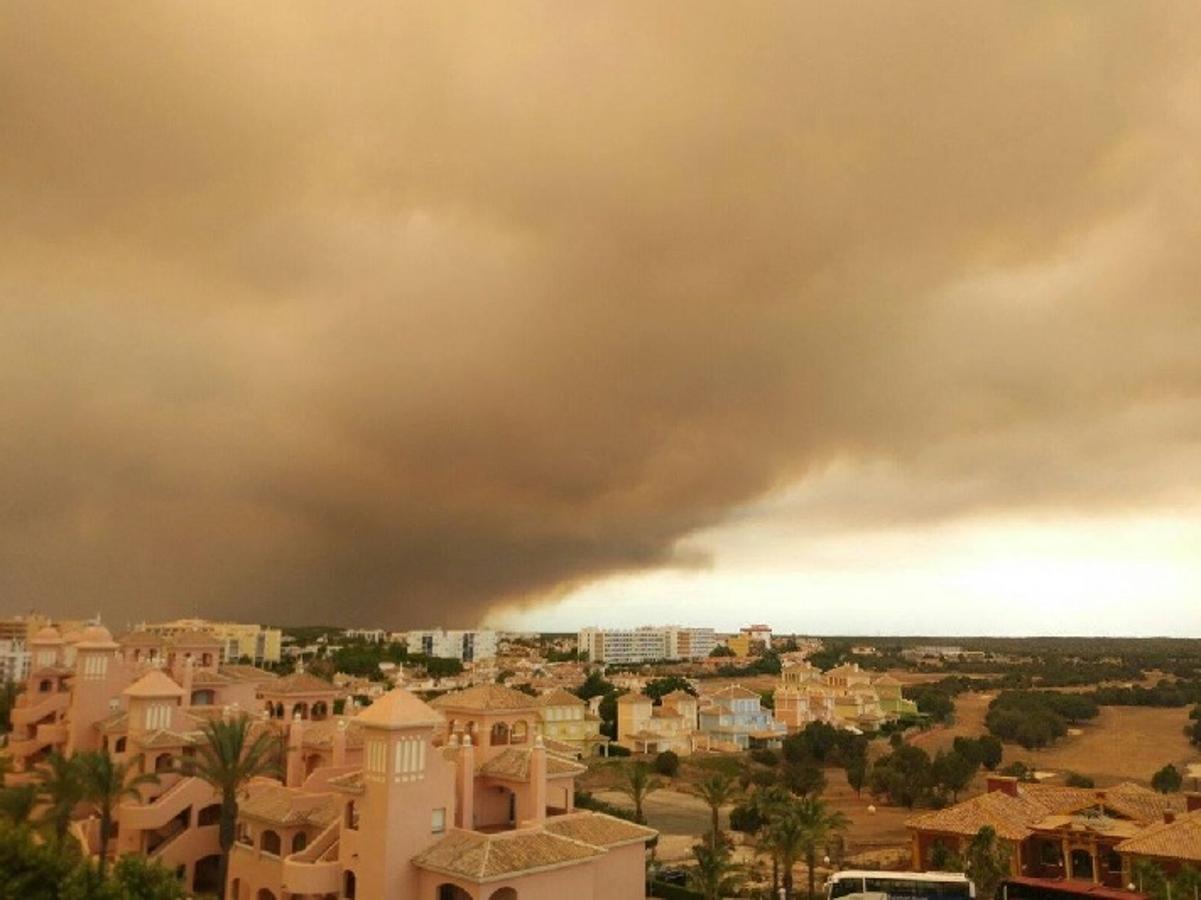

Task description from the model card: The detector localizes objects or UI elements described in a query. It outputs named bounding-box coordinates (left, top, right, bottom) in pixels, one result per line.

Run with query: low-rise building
left=697, top=685, right=787, bottom=750
left=134, top=618, right=282, bottom=665
left=0, top=638, right=31, bottom=683
left=775, top=661, right=916, bottom=732
left=616, top=690, right=700, bottom=755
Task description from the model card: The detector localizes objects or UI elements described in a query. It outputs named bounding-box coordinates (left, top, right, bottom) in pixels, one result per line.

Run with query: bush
left=749, top=748, right=778, bottom=767
left=1152, top=763, right=1183, bottom=794
left=655, top=750, right=681, bottom=777
left=1065, top=772, right=1095, bottom=788
left=607, top=743, right=632, bottom=758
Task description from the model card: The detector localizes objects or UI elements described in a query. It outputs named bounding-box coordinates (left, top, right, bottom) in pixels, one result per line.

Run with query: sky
left=2, top=4, right=1200, bottom=634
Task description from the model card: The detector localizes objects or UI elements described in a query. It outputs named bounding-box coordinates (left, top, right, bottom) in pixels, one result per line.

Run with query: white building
left=343, top=628, right=388, bottom=643
left=578, top=626, right=716, bottom=664
left=0, top=639, right=31, bottom=683
left=398, top=628, right=498, bottom=662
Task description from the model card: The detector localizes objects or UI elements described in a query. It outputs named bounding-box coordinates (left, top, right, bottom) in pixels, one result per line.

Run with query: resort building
left=908, top=776, right=1201, bottom=891
left=697, top=685, right=787, bottom=751
left=0, top=637, right=31, bottom=682
left=774, top=661, right=916, bottom=732
left=616, top=690, right=701, bottom=755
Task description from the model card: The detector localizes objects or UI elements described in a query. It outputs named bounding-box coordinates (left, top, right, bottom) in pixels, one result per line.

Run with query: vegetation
left=654, top=750, right=681, bottom=778
left=691, top=773, right=739, bottom=850
left=0, top=680, right=21, bottom=735
left=644, top=676, right=696, bottom=703
left=176, top=714, right=282, bottom=899
left=614, top=761, right=664, bottom=825
left=32, top=751, right=84, bottom=842
left=1151, top=763, right=1183, bottom=794
left=76, top=750, right=160, bottom=879
left=1064, top=772, right=1095, bottom=788
left=963, top=826, right=1012, bottom=900
left=985, top=690, right=1098, bottom=749
left=687, top=834, right=740, bottom=900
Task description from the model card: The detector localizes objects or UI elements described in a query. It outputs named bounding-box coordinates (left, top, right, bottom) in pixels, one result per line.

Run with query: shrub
left=1065, top=772, right=1094, bottom=788
left=655, top=750, right=681, bottom=777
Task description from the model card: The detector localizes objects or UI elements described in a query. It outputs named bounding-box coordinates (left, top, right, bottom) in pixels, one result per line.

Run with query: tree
left=978, top=736, right=1003, bottom=770
left=845, top=753, right=869, bottom=798
left=782, top=756, right=826, bottom=798
left=688, top=835, right=741, bottom=900
left=1151, top=763, right=1183, bottom=794
left=871, top=745, right=932, bottom=808
left=0, top=783, right=38, bottom=825
left=1064, top=772, right=1095, bottom=788
left=644, top=676, right=695, bottom=703
left=964, top=826, right=1012, bottom=900
left=33, top=752, right=84, bottom=842
left=76, top=750, right=159, bottom=879
left=761, top=800, right=809, bottom=899
left=793, top=795, right=849, bottom=900
left=930, top=839, right=964, bottom=871
left=709, top=645, right=736, bottom=658
left=933, top=749, right=978, bottom=802
left=654, top=750, right=680, bottom=778
left=0, top=820, right=78, bottom=900
left=176, top=714, right=281, bottom=898
left=742, top=784, right=792, bottom=896
left=105, top=853, right=188, bottom=900
left=692, top=773, right=739, bottom=850
left=1191, top=719, right=1201, bottom=748
left=614, top=761, right=663, bottom=825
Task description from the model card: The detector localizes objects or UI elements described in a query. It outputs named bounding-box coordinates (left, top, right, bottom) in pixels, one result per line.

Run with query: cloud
left=1, top=3, right=1199, bottom=626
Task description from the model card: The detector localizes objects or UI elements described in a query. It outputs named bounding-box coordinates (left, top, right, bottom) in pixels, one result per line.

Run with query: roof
left=709, top=685, right=760, bottom=700
left=165, top=629, right=221, bottom=647
left=219, top=664, right=278, bottom=683
left=661, top=690, right=696, bottom=701
left=536, top=688, right=584, bottom=707
left=908, top=782, right=1175, bottom=842
left=32, top=626, right=63, bottom=643
left=134, top=729, right=198, bottom=749
left=239, top=782, right=340, bottom=827
left=1116, top=809, right=1201, bottom=862
left=118, top=631, right=164, bottom=647
left=477, top=747, right=586, bottom=782
left=326, top=770, right=364, bottom=795
left=413, top=827, right=606, bottom=882
left=355, top=689, right=442, bottom=730
left=300, top=718, right=364, bottom=749
left=429, top=683, right=539, bottom=712
left=29, top=665, right=73, bottom=679
left=263, top=672, right=339, bottom=696
left=123, top=670, right=185, bottom=699
left=190, top=671, right=231, bottom=686
left=542, top=811, right=657, bottom=847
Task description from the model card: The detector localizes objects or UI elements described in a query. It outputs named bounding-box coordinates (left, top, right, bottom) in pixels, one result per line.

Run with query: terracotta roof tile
left=543, top=812, right=657, bottom=847
left=430, top=683, right=539, bottom=712
left=1116, top=809, right=1201, bottom=862
left=413, top=827, right=605, bottom=881
left=239, top=782, right=340, bottom=827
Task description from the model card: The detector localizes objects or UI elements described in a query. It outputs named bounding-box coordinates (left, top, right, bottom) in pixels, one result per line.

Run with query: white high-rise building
left=0, top=639, right=31, bottom=683
left=578, top=626, right=716, bottom=664
left=397, top=628, right=497, bottom=662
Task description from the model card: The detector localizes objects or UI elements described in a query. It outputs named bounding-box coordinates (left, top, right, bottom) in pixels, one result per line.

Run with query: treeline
left=330, top=640, right=463, bottom=680
left=867, top=735, right=1003, bottom=809
left=984, top=691, right=1099, bottom=749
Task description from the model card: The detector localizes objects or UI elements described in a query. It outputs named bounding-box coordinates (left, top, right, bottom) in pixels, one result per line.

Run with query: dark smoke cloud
left=2, top=3, right=1199, bottom=626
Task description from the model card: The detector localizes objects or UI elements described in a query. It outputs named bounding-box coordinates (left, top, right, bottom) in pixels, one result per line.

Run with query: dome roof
left=32, top=626, right=63, bottom=643
left=80, top=624, right=114, bottom=643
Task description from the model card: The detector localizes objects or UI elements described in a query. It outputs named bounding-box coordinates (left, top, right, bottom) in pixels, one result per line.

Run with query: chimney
left=987, top=776, right=1019, bottom=797
left=525, top=735, right=548, bottom=826
left=457, top=733, right=475, bottom=829
left=1186, top=793, right=1201, bottom=814
left=331, top=719, right=347, bottom=768
left=286, top=713, right=305, bottom=787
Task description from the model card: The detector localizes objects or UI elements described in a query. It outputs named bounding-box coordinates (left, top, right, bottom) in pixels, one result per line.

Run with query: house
left=907, top=775, right=1201, bottom=893
left=228, top=685, right=657, bottom=900
left=534, top=688, right=609, bottom=758
left=775, top=661, right=916, bottom=732
left=696, top=685, right=786, bottom=750
left=616, top=690, right=700, bottom=755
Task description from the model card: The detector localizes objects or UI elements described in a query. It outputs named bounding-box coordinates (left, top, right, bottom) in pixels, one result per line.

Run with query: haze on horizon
left=2, top=4, right=1201, bottom=635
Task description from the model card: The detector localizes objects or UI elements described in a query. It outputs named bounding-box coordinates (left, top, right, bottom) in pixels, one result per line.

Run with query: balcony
left=11, top=692, right=68, bottom=728
left=120, top=776, right=215, bottom=831
left=36, top=722, right=68, bottom=745
left=281, top=823, right=342, bottom=896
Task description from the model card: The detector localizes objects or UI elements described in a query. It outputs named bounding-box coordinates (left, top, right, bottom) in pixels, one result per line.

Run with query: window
left=346, top=801, right=359, bottom=831
left=261, top=830, right=281, bottom=855
left=432, top=808, right=446, bottom=833
left=292, top=831, right=308, bottom=853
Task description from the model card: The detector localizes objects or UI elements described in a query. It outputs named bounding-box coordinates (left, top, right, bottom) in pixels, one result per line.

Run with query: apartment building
left=0, top=638, right=31, bottom=682
left=399, top=628, right=499, bottom=662
left=343, top=628, right=387, bottom=643
left=775, top=661, right=917, bottom=731
left=135, top=618, right=282, bottom=665
left=577, top=626, right=716, bottom=664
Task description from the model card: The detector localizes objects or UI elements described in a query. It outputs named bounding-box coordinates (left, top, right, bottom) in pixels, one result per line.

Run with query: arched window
left=264, top=700, right=275, bottom=717
left=292, top=702, right=308, bottom=720
left=311, top=701, right=329, bottom=720
left=38, top=679, right=52, bottom=693
left=437, top=884, right=472, bottom=900
left=201, top=653, right=213, bottom=666
left=261, top=829, right=281, bottom=855
left=510, top=721, right=528, bottom=744
left=155, top=754, right=173, bottom=773
left=274, top=702, right=284, bottom=718
left=256, top=890, right=277, bottom=900
left=346, top=800, right=359, bottom=831
left=191, top=689, right=215, bottom=706
left=490, top=889, right=518, bottom=900
left=229, top=878, right=241, bottom=900
left=114, top=737, right=127, bottom=754
left=292, top=831, right=308, bottom=853
left=490, top=722, right=510, bottom=746
left=197, top=803, right=222, bottom=826
left=344, top=871, right=357, bottom=899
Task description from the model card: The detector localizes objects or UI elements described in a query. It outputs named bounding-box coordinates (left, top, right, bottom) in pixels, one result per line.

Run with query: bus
left=826, top=871, right=976, bottom=900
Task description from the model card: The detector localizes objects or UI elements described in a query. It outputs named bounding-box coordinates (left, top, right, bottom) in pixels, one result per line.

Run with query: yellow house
left=535, top=688, right=609, bottom=758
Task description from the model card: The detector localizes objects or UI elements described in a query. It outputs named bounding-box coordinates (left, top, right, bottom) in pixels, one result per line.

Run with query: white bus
left=826, top=871, right=976, bottom=900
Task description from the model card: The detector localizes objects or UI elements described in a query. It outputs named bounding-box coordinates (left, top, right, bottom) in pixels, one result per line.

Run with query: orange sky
left=2, top=4, right=1200, bottom=631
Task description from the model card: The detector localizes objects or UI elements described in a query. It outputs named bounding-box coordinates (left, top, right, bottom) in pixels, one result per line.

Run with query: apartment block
left=578, top=626, right=716, bottom=664
left=0, top=639, right=31, bottom=682
left=400, top=628, right=498, bottom=662
left=135, top=618, right=282, bottom=665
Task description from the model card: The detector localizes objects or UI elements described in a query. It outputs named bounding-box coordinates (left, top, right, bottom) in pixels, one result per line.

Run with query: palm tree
left=794, top=795, right=849, bottom=900
left=0, top=781, right=38, bottom=823
left=763, top=801, right=809, bottom=900
left=76, top=749, right=159, bottom=878
left=692, top=772, right=739, bottom=850
left=33, top=751, right=83, bottom=842
left=614, top=760, right=663, bottom=825
left=0, top=754, right=12, bottom=788
left=688, top=837, right=741, bottom=900
left=748, top=784, right=792, bottom=896
left=177, top=714, right=281, bottom=898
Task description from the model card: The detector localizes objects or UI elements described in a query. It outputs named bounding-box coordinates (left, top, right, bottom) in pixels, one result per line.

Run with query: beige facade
left=136, top=618, right=283, bottom=665
left=616, top=690, right=701, bottom=754
left=774, top=661, right=917, bottom=732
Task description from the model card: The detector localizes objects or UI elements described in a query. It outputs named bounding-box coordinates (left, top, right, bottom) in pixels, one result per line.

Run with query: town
left=3, top=615, right=1200, bottom=899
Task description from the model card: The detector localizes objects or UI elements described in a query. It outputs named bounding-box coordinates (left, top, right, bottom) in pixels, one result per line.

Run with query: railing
left=281, top=823, right=343, bottom=896
left=121, top=776, right=211, bottom=830
left=11, top=692, right=68, bottom=728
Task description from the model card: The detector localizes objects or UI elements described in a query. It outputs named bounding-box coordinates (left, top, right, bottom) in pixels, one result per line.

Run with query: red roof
left=1005, top=877, right=1145, bottom=900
